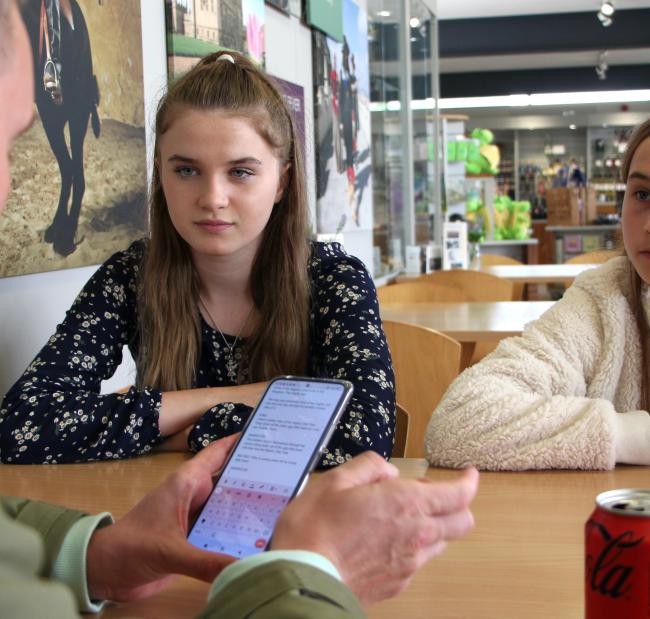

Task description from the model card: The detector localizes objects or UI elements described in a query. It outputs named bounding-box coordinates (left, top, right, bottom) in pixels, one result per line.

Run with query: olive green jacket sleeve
left=0, top=497, right=366, bottom=619
left=197, top=559, right=367, bottom=619
left=0, top=496, right=83, bottom=618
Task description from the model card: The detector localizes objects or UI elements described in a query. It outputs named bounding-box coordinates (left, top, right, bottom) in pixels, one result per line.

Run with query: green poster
left=306, top=0, right=343, bottom=42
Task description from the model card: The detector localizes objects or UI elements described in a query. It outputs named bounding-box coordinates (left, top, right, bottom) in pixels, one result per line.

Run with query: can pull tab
left=612, top=500, right=650, bottom=513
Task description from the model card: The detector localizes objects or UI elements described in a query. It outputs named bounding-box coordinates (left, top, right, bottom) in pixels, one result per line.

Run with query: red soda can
left=585, top=489, right=650, bottom=618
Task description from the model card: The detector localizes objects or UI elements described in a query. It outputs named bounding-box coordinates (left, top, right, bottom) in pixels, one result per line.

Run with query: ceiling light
left=377, top=10, right=391, bottom=17
left=596, top=50, right=609, bottom=80
left=600, top=1, right=615, bottom=17
left=439, top=94, right=531, bottom=109
left=597, top=2, right=614, bottom=27
left=410, top=17, right=421, bottom=28
left=597, top=11, right=613, bottom=26
left=437, top=90, right=650, bottom=110
left=569, top=124, right=577, bottom=130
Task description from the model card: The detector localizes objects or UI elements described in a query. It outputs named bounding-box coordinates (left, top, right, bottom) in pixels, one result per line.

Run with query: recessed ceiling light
left=377, top=10, right=391, bottom=17
left=569, top=124, right=577, bottom=130
left=410, top=17, right=421, bottom=28
left=597, top=12, right=613, bottom=26
left=600, top=1, right=615, bottom=17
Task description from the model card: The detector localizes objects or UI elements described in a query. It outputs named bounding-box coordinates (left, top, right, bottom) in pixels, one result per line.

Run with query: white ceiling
left=436, top=0, right=650, bottom=20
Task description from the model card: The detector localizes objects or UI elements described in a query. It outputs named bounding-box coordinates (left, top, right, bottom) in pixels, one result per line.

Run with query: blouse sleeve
left=0, top=243, right=163, bottom=463
left=310, top=248, right=396, bottom=467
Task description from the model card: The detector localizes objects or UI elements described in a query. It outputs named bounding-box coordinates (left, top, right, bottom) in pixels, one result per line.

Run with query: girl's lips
left=195, top=221, right=234, bottom=233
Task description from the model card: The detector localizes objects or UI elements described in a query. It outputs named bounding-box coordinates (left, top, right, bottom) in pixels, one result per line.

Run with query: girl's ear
left=274, top=163, right=291, bottom=203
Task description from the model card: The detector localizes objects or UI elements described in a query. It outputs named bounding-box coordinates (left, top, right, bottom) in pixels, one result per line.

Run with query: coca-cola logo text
left=586, top=519, right=644, bottom=599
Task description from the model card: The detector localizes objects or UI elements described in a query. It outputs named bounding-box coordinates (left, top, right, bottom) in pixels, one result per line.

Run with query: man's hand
left=86, top=434, right=239, bottom=602
left=271, top=452, right=479, bottom=607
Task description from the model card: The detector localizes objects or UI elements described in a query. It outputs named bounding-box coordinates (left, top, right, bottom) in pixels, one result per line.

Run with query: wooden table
left=1, top=454, right=646, bottom=618
left=483, top=263, right=599, bottom=285
left=380, top=301, right=554, bottom=367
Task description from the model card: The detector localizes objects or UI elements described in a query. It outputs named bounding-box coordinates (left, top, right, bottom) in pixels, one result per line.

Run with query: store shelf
left=546, top=225, right=620, bottom=262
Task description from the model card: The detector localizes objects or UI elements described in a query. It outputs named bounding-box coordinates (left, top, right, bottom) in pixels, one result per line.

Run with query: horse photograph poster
left=1, top=0, right=147, bottom=278
left=313, top=0, right=373, bottom=235
left=165, top=0, right=266, bottom=80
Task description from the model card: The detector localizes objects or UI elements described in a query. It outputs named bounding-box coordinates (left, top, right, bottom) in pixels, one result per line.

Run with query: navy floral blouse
left=0, top=240, right=395, bottom=466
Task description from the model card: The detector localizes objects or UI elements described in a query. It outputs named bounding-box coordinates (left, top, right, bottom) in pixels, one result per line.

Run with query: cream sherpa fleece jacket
left=425, top=255, right=650, bottom=471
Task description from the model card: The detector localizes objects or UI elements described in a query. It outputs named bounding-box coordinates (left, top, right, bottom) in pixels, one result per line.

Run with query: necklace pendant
left=226, top=355, right=238, bottom=381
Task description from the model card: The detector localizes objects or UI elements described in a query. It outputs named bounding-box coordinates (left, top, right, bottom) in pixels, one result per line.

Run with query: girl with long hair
left=0, top=51, right=395, bottom=464
left=426, top=117, right=650, bottom=471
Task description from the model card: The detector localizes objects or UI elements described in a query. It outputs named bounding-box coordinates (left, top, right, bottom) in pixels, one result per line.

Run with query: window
left=368, top=0, right=439, bottom=278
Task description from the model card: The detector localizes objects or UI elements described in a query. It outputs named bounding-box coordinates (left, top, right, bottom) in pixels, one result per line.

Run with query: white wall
left=0, top=2, right=375, bottom=398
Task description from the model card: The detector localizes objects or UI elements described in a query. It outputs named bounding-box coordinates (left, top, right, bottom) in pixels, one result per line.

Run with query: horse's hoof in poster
left=53, top=232, right=83, bottom=257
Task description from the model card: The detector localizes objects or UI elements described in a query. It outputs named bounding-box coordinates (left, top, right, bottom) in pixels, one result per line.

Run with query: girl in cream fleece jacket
left=426, top=118, right=650, bottom=471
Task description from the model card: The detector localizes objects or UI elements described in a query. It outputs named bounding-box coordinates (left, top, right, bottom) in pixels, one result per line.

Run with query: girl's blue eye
left=231, top=168, right=253, bottom=179
left=175, top=166, right=196, bottom=178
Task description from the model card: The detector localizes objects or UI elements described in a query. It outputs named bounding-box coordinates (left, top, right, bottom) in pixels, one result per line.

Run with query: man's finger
left=322, top=451, right=399, bottom=490
left=187, top=433, right=240, bottom=474
left=169, top=542, right=237, bottom=583
left=418, top=467, right=479, bottom=516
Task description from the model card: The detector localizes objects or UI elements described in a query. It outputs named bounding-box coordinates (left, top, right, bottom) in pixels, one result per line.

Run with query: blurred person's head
left=622, top=118, right=650, bottom=284
left=619, top=117, right=650, bottom=411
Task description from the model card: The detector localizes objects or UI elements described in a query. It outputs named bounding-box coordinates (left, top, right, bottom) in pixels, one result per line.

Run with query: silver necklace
left=199, top=295, right=253, bottom=381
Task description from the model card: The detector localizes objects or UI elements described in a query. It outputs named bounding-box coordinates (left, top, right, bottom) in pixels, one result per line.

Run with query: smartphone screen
left=187, top=376, right=352, bottom=558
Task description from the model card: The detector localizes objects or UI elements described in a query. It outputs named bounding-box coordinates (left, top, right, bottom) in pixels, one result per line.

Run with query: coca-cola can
left=585, top=488, right=650, bottom=618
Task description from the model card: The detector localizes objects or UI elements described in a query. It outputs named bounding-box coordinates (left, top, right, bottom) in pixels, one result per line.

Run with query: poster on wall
left=306, top=0, right=343, bottom=41
left=271, top=76, right=305, bottom=158
left=242, top=0, right=265, bottom=65
left=165, top=0, right=266, bottom=80
left=0, top=0, right=147, bottom=278
left=313, top=0, right=372, bottom=234
left=265, top=0, right=301, bottom=18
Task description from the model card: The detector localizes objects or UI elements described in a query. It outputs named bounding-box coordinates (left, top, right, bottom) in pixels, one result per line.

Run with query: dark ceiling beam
left=439, top=9, right=650, bottom=57
left=439, top=65, right=650, bottom=99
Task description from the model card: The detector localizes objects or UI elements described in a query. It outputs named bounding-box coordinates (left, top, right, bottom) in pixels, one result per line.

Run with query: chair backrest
left=383, top=320, right=461, bottom=457
left=565, top=250, right=620, bottom=264
left=478, top=254, right=525, bottom=299
left=392, top=403, right=409, bottom=458
left=378, top=270, right=516, bottom=303
left=479, top=253, right=524, bottom=267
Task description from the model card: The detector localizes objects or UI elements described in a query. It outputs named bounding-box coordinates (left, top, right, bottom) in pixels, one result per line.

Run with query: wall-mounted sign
left=306, top=0, right=343, bottom=42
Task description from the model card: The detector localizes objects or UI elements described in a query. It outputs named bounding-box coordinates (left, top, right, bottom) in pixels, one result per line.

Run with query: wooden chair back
left=392, top=403, right=409, bottom=458
left=383, top=320, right=462, bottom=457
left=478, top=254, right=525, bottom=299
left=479, top=254, right=524, bottom=267
left=565, top=250, right=620, bottom=264
left=378, top=270, right=516, bottom=303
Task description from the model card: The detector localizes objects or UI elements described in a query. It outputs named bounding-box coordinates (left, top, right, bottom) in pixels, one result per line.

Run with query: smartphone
left=187, top=376, right=353, bottom=558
